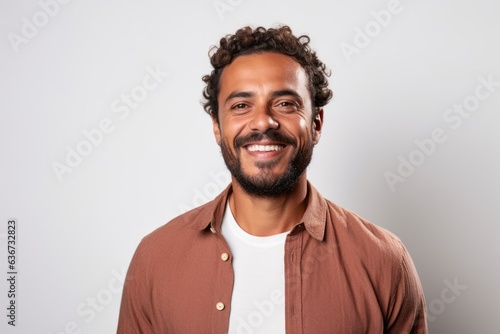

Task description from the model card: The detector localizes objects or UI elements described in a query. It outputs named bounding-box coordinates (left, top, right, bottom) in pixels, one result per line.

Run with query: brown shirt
left=117, top=182, right=427, bottom=333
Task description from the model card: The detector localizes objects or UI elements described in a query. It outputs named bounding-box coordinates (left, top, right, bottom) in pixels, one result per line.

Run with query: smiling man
left=117, top=26, right=428, bottom=333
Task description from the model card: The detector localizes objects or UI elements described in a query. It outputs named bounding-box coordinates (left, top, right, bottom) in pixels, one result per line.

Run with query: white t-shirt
left=221, top=202, right=288, bottom=334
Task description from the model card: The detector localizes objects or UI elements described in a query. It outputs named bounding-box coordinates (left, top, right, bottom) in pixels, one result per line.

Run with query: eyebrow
left=271, top=89, right=302, bottom=101
left=224, top=91, right=254, bottom=104
left=224, top=89, right=302, bottom=104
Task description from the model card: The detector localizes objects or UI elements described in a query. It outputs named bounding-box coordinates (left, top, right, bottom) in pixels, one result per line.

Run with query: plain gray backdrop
left=1, top=0, right=499, bottom=333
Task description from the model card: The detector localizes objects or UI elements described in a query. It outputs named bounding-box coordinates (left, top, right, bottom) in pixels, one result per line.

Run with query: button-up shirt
left=117, top=182, right=428, bottom=333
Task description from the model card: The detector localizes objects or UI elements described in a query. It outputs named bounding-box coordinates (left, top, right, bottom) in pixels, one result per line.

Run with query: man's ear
left=312, top=108, right=324, bottom=145
left=211, top=115, right=221, bottom=145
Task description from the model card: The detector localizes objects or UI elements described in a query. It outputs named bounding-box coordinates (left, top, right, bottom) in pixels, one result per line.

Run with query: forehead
left=218, top=52, right=309, bottom=97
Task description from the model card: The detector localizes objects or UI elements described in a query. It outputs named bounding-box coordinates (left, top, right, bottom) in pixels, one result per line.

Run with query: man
left=117, top=25, right=427, bottom=333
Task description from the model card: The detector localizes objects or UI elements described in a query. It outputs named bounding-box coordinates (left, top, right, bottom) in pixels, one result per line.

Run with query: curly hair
left=202, top=25, right=333, bottom=121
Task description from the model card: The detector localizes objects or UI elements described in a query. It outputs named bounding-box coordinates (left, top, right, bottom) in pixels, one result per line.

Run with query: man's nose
left=248, top=105, right=279, bottom=132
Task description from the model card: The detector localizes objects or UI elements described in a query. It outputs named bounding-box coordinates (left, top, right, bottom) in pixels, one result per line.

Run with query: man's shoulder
left=144, top=199, right=216, bottom=242
left=138, top=186, right=229, bottom=251
left=326, top=199, right=399, bottom=237
left=129, top=202, right=218, bottom=265
left=324, top=198, right=406, bottom=258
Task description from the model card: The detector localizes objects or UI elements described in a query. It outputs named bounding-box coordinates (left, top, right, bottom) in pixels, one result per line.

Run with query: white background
left=1, top=0, right=499, bottom=333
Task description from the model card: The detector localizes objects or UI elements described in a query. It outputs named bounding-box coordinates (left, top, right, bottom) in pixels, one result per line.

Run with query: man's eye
left=232, top=103, right=248, bottom=109
left=274, top=101, right=298, bottom=112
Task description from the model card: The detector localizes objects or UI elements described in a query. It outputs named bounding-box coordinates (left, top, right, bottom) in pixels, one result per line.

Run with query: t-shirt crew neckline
left=223, top=202, right=289, bottom=248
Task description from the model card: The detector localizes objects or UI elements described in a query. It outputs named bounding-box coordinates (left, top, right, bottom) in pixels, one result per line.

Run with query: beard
left=220, top=129, right=314, bottom=197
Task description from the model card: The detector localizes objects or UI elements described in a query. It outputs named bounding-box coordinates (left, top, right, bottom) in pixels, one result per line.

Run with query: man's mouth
left=246, top=144, right=285, bottom=152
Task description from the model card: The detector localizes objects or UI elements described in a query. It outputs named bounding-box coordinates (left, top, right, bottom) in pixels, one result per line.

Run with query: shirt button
left=216, top=302, right=225, bottom=311
left=221, top=253, right=229, bottom=261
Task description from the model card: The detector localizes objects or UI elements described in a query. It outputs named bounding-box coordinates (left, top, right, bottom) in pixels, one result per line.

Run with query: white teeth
left=247, top=145, right=284, bottom=152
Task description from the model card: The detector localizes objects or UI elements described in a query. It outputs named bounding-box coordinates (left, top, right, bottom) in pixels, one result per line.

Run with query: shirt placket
left=284, top=224, right=304, bottom=334
left=210, top=227, right=234, bottom=334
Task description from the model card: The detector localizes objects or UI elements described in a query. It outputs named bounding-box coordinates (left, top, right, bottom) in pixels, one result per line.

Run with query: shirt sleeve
left=116, top=243, right=155, bottom=334
left=385, top=244, right=428, bottom=334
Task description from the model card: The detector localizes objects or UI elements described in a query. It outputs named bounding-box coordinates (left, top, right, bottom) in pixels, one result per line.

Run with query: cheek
left=221, top=118, right=249, bottom=141
left=218, top=122, right=239, bottom=146
left=296, top=118, right=313, bottom=139
left=299, top=118, right=308, bottom=129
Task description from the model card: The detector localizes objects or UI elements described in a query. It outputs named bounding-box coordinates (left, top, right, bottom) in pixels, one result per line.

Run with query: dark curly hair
left=202, top=25, right=333, bottom=121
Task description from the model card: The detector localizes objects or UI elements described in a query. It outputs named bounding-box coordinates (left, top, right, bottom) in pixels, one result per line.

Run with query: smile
left=246, top=144, right=285, bottom=152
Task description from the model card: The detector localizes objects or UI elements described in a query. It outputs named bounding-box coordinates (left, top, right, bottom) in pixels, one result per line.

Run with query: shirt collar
left=191, top=181, right=327, bottom=241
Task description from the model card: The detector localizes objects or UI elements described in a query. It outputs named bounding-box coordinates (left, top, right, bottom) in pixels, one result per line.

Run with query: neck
left=228, top=174, right=308, bottom=236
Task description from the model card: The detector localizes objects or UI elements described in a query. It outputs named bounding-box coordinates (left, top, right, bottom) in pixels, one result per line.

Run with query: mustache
left=234, top=130, right=297, bottom=149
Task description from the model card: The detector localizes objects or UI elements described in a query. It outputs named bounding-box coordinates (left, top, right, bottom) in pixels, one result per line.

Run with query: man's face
left=213, top=52, right=323, bottom=197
